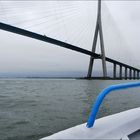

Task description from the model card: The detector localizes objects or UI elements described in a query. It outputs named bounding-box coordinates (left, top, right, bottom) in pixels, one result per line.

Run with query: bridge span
left=0, top=0, right=140, bottom=79
left=0, top=22, right=139, bottom=80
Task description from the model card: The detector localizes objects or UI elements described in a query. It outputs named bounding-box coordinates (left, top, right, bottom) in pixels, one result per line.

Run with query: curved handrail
left=86, top=82, right=140, bottom=128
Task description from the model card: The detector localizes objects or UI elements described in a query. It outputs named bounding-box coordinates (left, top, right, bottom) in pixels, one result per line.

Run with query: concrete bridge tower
left=87, top=0, right=107, bottom=78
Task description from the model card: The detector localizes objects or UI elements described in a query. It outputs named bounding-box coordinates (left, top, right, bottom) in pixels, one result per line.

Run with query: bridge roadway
left=0, top=22, right=140, bottom=79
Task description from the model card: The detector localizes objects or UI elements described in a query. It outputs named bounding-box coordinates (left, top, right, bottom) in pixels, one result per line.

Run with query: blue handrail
left=86, top=82, right=140, bottom=128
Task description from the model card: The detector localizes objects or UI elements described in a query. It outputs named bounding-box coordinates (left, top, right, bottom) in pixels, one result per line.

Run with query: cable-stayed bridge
left=0, top=0, right=140, bottom=79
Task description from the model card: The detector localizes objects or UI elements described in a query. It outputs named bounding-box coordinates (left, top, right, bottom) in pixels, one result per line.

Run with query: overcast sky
left=0, top=1, right=140, bottom=77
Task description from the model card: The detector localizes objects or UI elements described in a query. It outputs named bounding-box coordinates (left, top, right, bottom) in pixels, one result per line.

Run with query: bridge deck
left=0, top=22, right=140, bottom=77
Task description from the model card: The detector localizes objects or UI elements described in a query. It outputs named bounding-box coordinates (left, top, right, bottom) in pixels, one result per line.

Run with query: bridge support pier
left=129, top=69, right=132, bottom=80
left=133, top=70, right=136, bottom=79
left=125, top=67, right=127, bottom=80
left=113, top=63, right=117, bottom=79
left=119, top=65, right=122, bottom=79
left=137, top=71, right=139, bottom=79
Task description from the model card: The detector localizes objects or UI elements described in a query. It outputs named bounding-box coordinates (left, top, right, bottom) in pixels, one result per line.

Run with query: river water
left=0, top=79, right=140, bottom=140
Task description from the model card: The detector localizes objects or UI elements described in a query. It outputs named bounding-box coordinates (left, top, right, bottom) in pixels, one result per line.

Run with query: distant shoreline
left=0, top=77, right=132, bottom=80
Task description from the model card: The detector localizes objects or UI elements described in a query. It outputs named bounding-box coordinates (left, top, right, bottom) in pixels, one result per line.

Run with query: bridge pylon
left=87, top=0, right=107, bottom=78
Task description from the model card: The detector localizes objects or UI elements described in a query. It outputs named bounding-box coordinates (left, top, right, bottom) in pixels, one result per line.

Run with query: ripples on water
left=0, top=79, right=140, bottom=140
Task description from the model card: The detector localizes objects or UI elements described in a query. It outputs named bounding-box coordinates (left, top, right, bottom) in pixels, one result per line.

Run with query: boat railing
left=86, top=82, right=140, bottom=128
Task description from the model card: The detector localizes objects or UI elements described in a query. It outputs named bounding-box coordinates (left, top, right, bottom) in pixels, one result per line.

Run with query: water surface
left=0, top=79, right=140, bottom=140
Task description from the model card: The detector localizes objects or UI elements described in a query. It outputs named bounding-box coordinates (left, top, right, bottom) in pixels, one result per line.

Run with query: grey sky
left=0, top=1, right=140, bottom=77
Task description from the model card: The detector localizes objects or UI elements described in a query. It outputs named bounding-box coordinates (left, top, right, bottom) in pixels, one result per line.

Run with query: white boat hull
left=40, top=107, right=140, bottom=139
